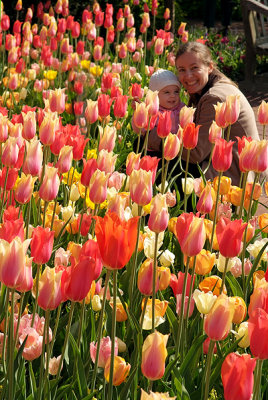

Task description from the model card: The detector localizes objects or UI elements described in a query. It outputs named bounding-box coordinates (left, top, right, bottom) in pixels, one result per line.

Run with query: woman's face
left=175, top=52, right=213, bottom=95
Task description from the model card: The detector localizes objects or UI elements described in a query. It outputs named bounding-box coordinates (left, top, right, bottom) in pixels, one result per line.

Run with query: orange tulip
left=231, top=296, right=247, bottom=324
left=199, top=275, right=227, bottom=296
left=104, top=356, right=130, bottom=385
left=189, top=249, right=216, bottom=275
left=94, top=212, right=139, bottom=270
left=258, top=213, right=268, bottom=233
left=213, top=176, right=231, bottom=196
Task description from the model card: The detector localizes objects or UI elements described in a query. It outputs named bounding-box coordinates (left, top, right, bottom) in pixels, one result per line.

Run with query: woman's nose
left=184, top=69, right=193, bottom=78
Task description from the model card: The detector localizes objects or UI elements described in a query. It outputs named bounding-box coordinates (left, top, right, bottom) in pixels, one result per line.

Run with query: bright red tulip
left=169, top=272, right=194, bottom=296
left=212, top=138, right=234, bottom=172
left=113, top=95, right=128, bottom=118
left=81, top=158, right=98, bottom=187
left=182, top=122, right=200, bottom=149
left=61, top=256, right=96, bottom=302
left=97, top=94, right=112, bottom=118
left=157, top=111, right=172, bottom=138
left=216, top=217, right=247, bottom=258
left=248, top=308, right=268, bottom=359
left=221, top=353, right=256, bottom=400
left=94, top=212, right=139, bottom=270
left=30, top=226, right=54, bottom=265
left=139, top=155, right=160, bottom=184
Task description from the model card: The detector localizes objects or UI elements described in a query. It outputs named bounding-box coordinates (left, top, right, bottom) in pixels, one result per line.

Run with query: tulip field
left=0, top=0, right=268, bottom=399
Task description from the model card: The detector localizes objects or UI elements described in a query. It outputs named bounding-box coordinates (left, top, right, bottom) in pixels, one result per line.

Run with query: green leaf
left=179, top=334, right=207, bottom=377
left=29, top=361, right=37, bottom=397
left=165, top=305, right=178, bottom=344
left=119, top=365, right=138, bottom=398
left=69, top=332, right=88, bottom=398
left=225, top=274, right=243, bottom=297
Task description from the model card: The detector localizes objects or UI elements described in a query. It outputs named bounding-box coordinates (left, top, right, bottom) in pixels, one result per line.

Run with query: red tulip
left=212, top=138, right=234, bottom=172
left=61, top=256, right=96, bottom=302
left=216, top=217, right=247, bottom=258
left=182, top=122, right=200, bottom=150
left=221, top=353, right=256, bottom=400
left=97, top=94, right=112, bottom=118
left=81, top=158, right=98, bottom=187
left=94, top=212, right=139, bottom=270
left=113, top=95, right=128, bottom=118
left=30, top=226, right=54, bottom=265
left=157, top=111, right=172, bottom=138
left=248, top=308, right=268, bottom=359
left=80, top=239, right=103, bottom=280
left=139, top=155, right=160, bottom=184
left=169, top=272, right=194, bottom=296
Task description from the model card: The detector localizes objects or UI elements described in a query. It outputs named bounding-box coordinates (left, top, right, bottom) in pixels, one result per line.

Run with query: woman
left=175, top=41, right=261, bottom=186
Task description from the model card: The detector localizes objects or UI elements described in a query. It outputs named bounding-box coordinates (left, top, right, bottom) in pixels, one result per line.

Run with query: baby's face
left=158, top=85, right=180, bottom=109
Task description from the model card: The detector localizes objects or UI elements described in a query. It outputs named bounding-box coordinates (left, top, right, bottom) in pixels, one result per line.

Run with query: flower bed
left=0, top=1, right=267, bottom=400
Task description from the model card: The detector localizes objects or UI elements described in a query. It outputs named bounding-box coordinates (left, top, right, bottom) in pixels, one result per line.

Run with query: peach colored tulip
left=85, top=99, right=98, bottom=124
left=129, top=169, right=153, bottom=206
left=154, top=38, right=165, bottom=55
left=148, top=194, right=169, bottom=233
left=38, top=266, right=63, bottom=310
left=231, top=296, right=247, bottom=324
left=88, top=169, right=109, bottom=204
left=141, top=331, right=168, bottom=380
left=214, top=101, right=228, bottom=129
left=48, top=88, right=66, bottom=114
left=179, top=106, right=196, bottom=129
left=97, top=150, right=117, bottom=175
left=145, top=90, right=159, bottom=116
left=39, top=111, right=59, bottom=146
left=239, top=139, right=268, bottom=173
left=204, top=294, right=235, bottom=340
left=55, top=145, right=73, bottom=174
left=15, top=173, right=37, bottom=204
left=209, top=120, right=222, bottom=143
left=196, top=184, right=215, bottom=214
left=257, top=100, right=268, bottom=125
left=225, top=95, right=240, bottom=125
left=132, top=102, right=148, bottom=129
left=2, top=137, right=19, bottom=167
left=178, top=22, right=186, bottom=35
left=175, top=213, right=206, bottom=257
left=164, top=133, right=181, bottom=160
left=39, top=166, right=60, bottom=202
left=19, top=327, right=43, bottom=361
left=23, top=138, right=43, bottom=176
left=98, top=125, right=116, bottom=152
left=138, top=258, right=159, bottom=296
left=0, top=237, right=31, bottom=289
left=126, top=152, right=141, bottom=175
left=22, top=111, right=36, bottom=140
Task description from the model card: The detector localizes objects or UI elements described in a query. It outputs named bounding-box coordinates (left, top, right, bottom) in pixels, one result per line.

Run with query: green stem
left=262, top=125, right=266, bottom=140
left=238, top=172, right=248, bottom=219
left=107, top=270, right=117, bottom=400
left=243, top=173, right=259, bottom=298
left=220, top=258, right=229, bottom=294
left=77, top=299, right=85, bottom=349
left=42, top=201, right=48, bottom=228
left=2, top=287, right=9, bottom=374
left=31, top=264, right=41, bottom=327
left=129, top=206, right=142, bottom=308
left=185, top=256, right=196, bottom=330
left=50, top=197, right=58, bottom=232
left=183, top=149, right=190, bottom=212
left=37, top=310, right=49, bottom=400
left=56, top=301, right=75, bottom=379
left=43, top=310, right=51, bottom=398
left=143, top=116, right=152, bottom=157
left=50, top=303, right=62, bottom=354
left=7, top=289, right=15, bottom=400
left=14, top=293, right=25, bottom=347
left=152, top=233, right=159, bottom=332
left=225, top=125, right=231, bottom=141
left=209, top=172, right=223, bottom=252
left=91, top=270, right=111, bottom=391
left=25, top=197, right=32, bottom=239
left=253, top=359, right=263, bottom=400
left=140, top=296, right=148, bottom=330
left=203, top=339, right=215, bottom=400
left=0, top=166, right=9, bottom=222
left=176, top=257, right=190, bottom=357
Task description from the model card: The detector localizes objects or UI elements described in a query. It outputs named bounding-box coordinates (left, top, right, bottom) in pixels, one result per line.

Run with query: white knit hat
left=149, top=69, right=180, bottom=92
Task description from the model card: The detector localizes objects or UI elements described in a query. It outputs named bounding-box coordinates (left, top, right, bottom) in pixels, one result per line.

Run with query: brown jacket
left=182, top=79, right=261, bottom=186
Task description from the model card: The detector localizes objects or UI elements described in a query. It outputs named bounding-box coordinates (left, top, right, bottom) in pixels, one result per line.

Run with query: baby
left=147, top=69, right=184, bottom=153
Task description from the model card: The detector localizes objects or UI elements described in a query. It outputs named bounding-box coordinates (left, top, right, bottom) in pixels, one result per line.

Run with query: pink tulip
left=90, top=336, right=118, bottom=368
